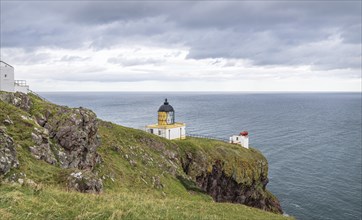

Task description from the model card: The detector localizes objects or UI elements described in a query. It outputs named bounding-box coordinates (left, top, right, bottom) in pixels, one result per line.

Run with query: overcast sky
left=0, top=1, right=361, bottom=91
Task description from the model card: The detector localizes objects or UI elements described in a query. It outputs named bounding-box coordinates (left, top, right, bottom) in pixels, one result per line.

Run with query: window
left=4, top=74, right=7, bottom=78
left=150, top=129, right=153, bottom=134
left=158, top=130, right=162, bottom=135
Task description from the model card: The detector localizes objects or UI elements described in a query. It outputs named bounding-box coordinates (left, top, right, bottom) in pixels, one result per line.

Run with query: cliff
left=0, top=91, right=288, bottom=219
left=178, top=139, right=282, bottom=213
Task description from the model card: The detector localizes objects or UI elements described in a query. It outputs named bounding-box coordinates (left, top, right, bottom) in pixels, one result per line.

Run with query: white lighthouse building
left=229, top=131, right=249, bottom=149
left=146, top=99, right=186, bottom=140
left=0, top=61, right=29, bottom=93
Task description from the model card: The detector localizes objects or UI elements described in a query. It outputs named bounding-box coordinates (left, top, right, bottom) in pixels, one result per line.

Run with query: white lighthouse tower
left=229, top=131, right=249, bottom=149
left=0, top=61, right=29, bottom=93
left=0, top=61, right=15, bottom=92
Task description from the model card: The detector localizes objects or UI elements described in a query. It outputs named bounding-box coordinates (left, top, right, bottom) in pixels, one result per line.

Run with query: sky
left=0, top=1, right=361, bottom=92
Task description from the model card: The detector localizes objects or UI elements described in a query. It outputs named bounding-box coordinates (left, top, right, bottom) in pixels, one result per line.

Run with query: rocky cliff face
left=180, top=145, right=282, bottom=214
left=0, top=128, right=19, bottom=175
left=0, top=92, right=102, bottom=193
left=194, top=161, right=282, bottom=213
left=0, top=92, right=32, bottom=112
left=41, top=107, right=101, bottom=169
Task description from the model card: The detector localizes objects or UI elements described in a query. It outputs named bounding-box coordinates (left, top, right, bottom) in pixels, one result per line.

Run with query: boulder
left=67, top=170, right=103, bottom=193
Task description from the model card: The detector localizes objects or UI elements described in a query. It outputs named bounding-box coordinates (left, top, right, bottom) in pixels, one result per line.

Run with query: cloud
left=107, top=54, right=165, bottom=67
left=59, top=55, right=90, bottom=62
left=0, top=1, right=361, bottom=91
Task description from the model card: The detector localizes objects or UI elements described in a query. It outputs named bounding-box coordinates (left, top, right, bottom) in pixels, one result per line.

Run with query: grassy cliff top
left=0, top=92, right=292, bottom=219
left=175, top=137, right=268, bottom=185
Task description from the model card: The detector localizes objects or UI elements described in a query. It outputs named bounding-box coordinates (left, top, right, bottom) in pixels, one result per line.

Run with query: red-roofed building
left=229, top=131, right=249, bottom=149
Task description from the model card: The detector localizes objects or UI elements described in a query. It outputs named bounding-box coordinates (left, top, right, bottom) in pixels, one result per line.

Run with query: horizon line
left=35, top=90, right=362, bottom=93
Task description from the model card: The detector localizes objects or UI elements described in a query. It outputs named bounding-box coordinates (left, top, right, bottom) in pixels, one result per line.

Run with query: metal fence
left=186, top=133, right=229, bottom=142
left=28, top=89, right=50, bottom=102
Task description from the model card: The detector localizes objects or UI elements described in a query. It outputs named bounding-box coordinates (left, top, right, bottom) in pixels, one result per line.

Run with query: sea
left=39, top=92, right=362, bottom=220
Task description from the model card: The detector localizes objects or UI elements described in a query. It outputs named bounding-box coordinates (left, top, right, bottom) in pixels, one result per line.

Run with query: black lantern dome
left=158, top=98, right=174, bottom=112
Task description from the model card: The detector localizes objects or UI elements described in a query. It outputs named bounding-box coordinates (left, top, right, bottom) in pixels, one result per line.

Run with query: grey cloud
left=40, top=70, right=195, bottom=83
left=1, top=1, right=361, bottom=71
left=65, top=2, right=174, bottom=24
left=107, top=56, right=164, bottom=67
left=3, top=52, right=52, bottom=65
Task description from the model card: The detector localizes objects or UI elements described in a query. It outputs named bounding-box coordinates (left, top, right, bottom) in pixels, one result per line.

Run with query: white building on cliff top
left=0, top=61, right=29, bottom=93
left=230, top=131, right=249, bottom=149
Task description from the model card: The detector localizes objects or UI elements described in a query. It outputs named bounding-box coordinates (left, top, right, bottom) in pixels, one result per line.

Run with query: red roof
left=240, top=131, right=248, bottom=136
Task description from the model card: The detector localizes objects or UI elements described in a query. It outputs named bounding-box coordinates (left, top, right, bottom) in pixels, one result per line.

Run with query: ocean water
left=39, top=92, right=362, bottom=220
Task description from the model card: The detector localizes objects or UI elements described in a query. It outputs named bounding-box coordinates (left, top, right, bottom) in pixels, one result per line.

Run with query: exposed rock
left=164, top=149, right=178, bottom=161
left=0, top=128, right=19, bottom=176
left=24, top=178, right=38, bottom=188
left=3, top=116, right=13, bottom=126
left=140, top=136, right=166, bottom=151
left=0, top=92, right=32, bottom=112
left=18, top=178, right=24, bottom=185
left=43, top=107, right=101, bottom=169
left=129, top=159, right=137, bottom=167
left=35, top=113, right=47, bottom=127
left=201, top=162, right=280, bottom=213
left=181, top=154, right=283, bottom=214
left=112, top=145, right=121, bottom=153
left=29, top=132, right=57, bottom=165
left=1, top=92, right=102, bottom=173
left=152, top=176, right=164, bottom=189
left=4, top=120, right=12, bottom=125
left=67, top=170, right=103, bottom=193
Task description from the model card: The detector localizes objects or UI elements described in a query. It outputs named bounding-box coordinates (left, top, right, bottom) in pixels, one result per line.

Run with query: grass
left=175, top=137, right=268, bottom=185
left=0, top=184, right=291, bottom=220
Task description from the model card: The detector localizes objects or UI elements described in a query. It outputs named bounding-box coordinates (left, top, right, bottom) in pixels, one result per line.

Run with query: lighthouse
left=229, top=131, right=249, bottom=149
left=0, top=61, right=29, bottom=93
left=146, top=99, right=186, bottom=140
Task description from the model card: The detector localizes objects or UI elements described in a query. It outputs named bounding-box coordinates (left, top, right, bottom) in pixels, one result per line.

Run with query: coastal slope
left=0, top=91, right=289, bottom=219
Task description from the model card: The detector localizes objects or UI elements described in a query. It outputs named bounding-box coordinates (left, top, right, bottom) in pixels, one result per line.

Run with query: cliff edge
left=0, top=91, right=287, bottom=219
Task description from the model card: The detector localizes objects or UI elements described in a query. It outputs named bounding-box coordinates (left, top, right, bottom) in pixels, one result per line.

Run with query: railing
left=186, top=133, right=229, bottom=142
left=28, top=89, right=50, bottom=102
left=14, top=80, right=28, bottom=86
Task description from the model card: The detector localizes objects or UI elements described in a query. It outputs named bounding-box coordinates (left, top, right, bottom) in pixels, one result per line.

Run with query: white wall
left=147, top=128, right=164, bottom=138
left=146, top=126, right=186, bottom=140
left=230, top=135, right=240, bottom=144
left=229, top=135, right=249, bottom=149
left=167, top=126, right=186, bottom=139
left=0, top=62, right=15, bottom=92
left=241, top=136, right=249, bottom=149
left=15, top=85, right=29, bottom=94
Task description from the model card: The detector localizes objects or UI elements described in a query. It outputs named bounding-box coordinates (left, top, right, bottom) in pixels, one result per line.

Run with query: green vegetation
left=0, top=92, right=292, bottom=219
left=175, top=137, right=268, bottom=185
left=0, top=184, right=289, bottom=220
